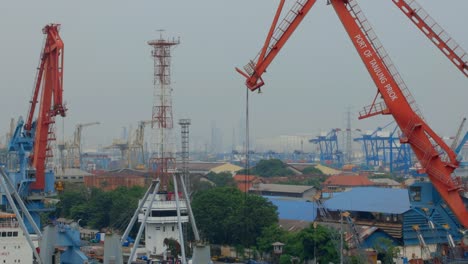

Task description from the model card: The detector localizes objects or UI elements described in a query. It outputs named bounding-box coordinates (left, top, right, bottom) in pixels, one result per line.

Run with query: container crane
left=129, top=120, right=152, bottom=169
left=309, top=128, right=343, bottom=167
left=451, top=118, right=466, bottom=151
left=236, top=0, right=468, bottom=231
left=71, top=121, right=100, bottom=168
left=3, top=24, right=65, bottom=232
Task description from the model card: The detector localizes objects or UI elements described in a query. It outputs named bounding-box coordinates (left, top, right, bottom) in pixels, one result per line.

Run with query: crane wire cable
left=243, top=87, right=250, bottom=247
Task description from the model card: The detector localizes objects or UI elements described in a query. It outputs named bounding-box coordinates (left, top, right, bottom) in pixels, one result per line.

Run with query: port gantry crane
left=72, top=121, right=100, bottom=168
left=4, top=24, right=65, bottom=231
left=26, top=24, right=66, bottom=191
left=236, top=0, right=468, bottom=229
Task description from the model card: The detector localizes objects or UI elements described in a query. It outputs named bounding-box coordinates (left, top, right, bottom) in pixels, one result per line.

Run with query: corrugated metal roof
left=253, top=183, right=314, bottom=194
left=210, top=163, right=243, bottom=174
left=286, top=163, right=316, bottom=172
left=175, top=162, right=226, bottom=172
left=265, top=196, right=317, bottom=221
left=324, top=175, right=375, bottom=186
left=370, top=178, right=401, bottom=186
left=315, top=164, right=342, bottom=175
left=324, top=187, right=410, bottom=214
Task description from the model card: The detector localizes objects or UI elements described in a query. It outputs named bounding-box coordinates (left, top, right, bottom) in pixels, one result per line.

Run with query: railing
left=347, top=0, right=423, bottom=118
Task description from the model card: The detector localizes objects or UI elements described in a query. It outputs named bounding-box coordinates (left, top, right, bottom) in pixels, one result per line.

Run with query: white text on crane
left=354, top=34, right=398, bottom=102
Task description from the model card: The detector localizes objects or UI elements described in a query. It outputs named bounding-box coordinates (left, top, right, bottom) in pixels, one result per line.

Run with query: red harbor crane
left=26, top=24, right=66, bottom=191
left=236, top=0, right=468, bottom=228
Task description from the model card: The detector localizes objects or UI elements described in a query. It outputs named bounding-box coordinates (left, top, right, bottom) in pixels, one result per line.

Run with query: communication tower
left=148, top=33, right=180, bottom=190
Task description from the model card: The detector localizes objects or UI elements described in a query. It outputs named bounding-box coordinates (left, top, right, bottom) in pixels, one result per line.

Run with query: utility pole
left=340, top=211, right=344, bottom=264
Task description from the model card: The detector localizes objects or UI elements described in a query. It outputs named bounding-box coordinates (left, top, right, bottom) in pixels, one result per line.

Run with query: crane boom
left=237, top=0, right=468, bottom=228
left=236, top=0, right=318, bottom=91
left=391, top=0, right=468, bottom=77
left=451, top=118, right=466, bottom=151
left=27, top=24, right=66, bottom=191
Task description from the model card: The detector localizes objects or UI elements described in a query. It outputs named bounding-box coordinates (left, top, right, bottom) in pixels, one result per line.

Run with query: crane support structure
left=391, top=0, right=468, bottom=77
left=26, top=24, right=66, bottom=191
left=236, top=0, right=318, bottom=91
left=237, top=0, right=468, bottom=228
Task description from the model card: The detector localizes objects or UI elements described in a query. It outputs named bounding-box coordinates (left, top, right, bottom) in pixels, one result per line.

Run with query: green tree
left=257, top=224, right=287, bottom=253
left=302, top=166, right=323, bottom=175
left=374, top=237, right=399, bottom=264
left=278, top=224, right=339, bottom=264
left=239, top=159, right=295, bottom=177
left=205, top=172, right=236, bottom=187
left=56, top=185, right=88, bottom=217
left=56, top=185, right=146, bottom=231
left=192, top=187, right=278, bottom=247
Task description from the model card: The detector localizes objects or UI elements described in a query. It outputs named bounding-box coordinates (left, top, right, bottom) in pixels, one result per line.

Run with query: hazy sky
left=0, top=0, right=466, bottom=151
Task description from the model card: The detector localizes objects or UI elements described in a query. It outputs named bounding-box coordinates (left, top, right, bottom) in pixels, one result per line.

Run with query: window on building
left=172, top=226, right=175, bottom=232
left=409, top=186, right=421, bottom=202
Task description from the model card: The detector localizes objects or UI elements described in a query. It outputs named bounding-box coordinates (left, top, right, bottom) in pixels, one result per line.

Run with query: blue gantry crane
left=310, top=129, right=344, bottom=168
left=354, top=122, right=413, bottom=175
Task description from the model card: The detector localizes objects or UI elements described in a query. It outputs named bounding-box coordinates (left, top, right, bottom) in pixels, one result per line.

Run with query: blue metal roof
left=265, top=196, right=317, bottom=221
left=324, top=187, right=411, bottom=214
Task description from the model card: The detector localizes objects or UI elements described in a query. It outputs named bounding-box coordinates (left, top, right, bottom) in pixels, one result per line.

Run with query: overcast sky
left=0, top=0, right=466, bottom=151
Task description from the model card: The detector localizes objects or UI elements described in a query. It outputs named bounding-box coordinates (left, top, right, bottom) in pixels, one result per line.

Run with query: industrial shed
left=250, top=183, right=316, bottom=198
left=265, top=196, right=317, bottom=231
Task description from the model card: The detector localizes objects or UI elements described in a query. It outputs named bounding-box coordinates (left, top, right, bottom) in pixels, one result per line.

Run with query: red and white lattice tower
left=148, top=34, right=180, bottom=190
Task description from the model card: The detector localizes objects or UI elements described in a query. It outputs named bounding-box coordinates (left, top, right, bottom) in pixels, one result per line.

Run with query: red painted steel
left=331, top=0, right=467, bottom=227
left=391, top=0, right=467, bottom=77
left=237, top=0, right=468, bottom=228
left=27, top=24, right=66, bottom=190
left=236, top=0, right=318, bottom=91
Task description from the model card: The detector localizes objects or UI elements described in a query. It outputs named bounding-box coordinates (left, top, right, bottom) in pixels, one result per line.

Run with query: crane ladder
left=346, top=0, right=423, bottom=119
left=392, top=0, right=468, bottom=77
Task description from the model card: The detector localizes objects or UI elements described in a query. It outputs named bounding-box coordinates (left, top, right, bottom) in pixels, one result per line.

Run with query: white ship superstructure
left=139, top=192, right=188, bottom=257
left=0, top=213, right=33, bottom=263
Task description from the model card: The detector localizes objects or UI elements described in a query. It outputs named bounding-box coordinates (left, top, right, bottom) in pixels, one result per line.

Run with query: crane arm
left=78, top=121, right=100, bottom=128
left=391, top=0, right=468, bottom=77
left=28, top=24, right=66, bottom=191
left=331, top=0, right=467, bottom=228
left=236, top=0, right=318, bottom=91
left=25, top=24, right=66, bottom=131
left=455, top=132, right=468, bottom=155
left=451, top=118, right=466, bottom=151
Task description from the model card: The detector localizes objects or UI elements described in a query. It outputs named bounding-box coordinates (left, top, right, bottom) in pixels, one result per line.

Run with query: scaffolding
left=178, top=119, right=191, bottom=194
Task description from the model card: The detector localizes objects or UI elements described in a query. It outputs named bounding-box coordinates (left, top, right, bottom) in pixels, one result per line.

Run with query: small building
left=233, top=175, right=263, bottom=192
left=175, top=161, right=226, bottom=175
left=370, top=178, right=402, bottom=188
left=84, top=169, right=148, bottom=191
left=322, top=174, right=375, bottom=195
left=250, top=183, right=316, bottom=199
left=55, top=168, right=93, bottom=183
left=265, top=196, right=317, bottom=231
left=209, top=163, right=244, bottom=175
left=322, top=184, right=464, bottom=261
